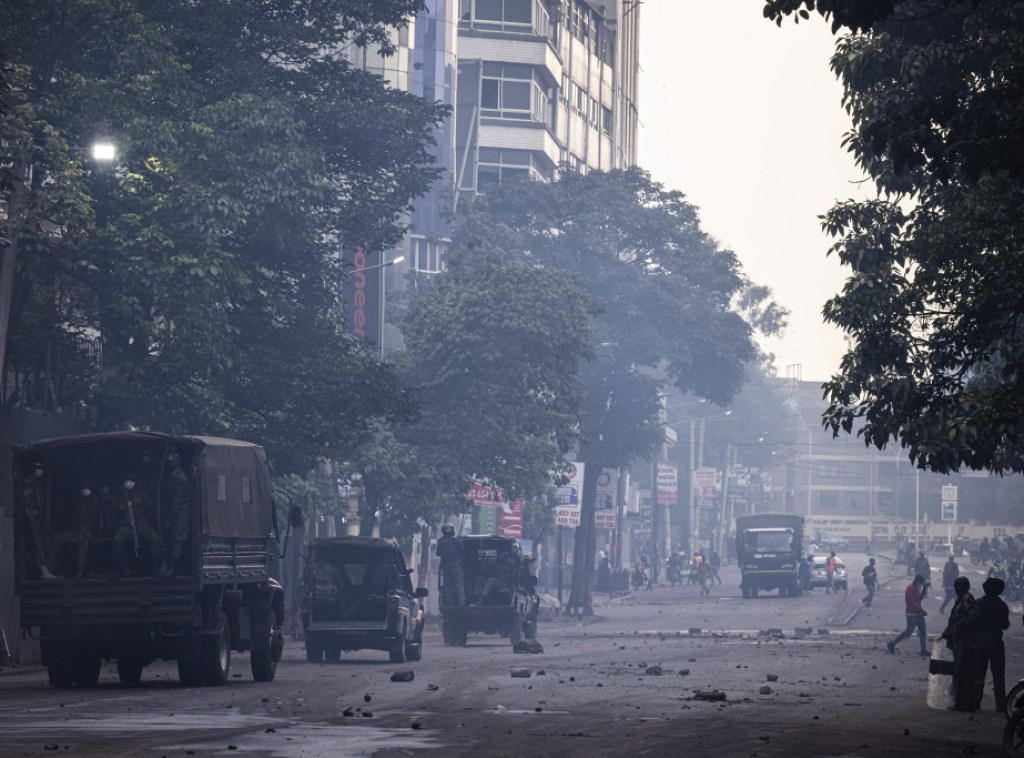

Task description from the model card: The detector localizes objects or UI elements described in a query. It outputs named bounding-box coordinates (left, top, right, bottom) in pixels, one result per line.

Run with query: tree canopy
left=771, top=1, right=1024, bottom=473
left=1, top=0, right=443, bottom=474
left=448, top=169, right=775, bottom=612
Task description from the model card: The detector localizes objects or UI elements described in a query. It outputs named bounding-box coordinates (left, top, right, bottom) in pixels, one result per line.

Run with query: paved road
left=0, top=555, right=1018, bottom=757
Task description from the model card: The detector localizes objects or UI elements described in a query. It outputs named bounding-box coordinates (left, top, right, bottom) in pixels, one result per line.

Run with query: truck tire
left=305, top=638, right=323, bottom=663
left=71, top=655, right=102, bottom=688
left=508, top=615, right=523, bottom=646
left=324, top=644, right=341, bottom=663
left=117, top=657, right=144, bottom=684
left=201, top=613, right=231, bottom=686
left=47, top=660, right=74, bottom=689
left=742, top=585, right=750, bottom=599
left=790, top=579, right=802, bottom=597
left=442, top=618, right=467, bottom=647
left=250, top=625, right=281, bottom=683
left=177, top=656, right=203, bottom=686
left=389, top=629, right=408, bottom=663
left=524, top=616, right=538, bottom=641
left=406, top=637, right=423, bottom=662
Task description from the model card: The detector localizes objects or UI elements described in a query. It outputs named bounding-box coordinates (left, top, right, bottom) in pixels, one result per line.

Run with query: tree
left=449, top=170, right=773, bottom=613
left=0, top=0, right=444, bottom=474
left=768, top=1, right=1024, bottom=473
left=397, top=254, right=595, bottom=502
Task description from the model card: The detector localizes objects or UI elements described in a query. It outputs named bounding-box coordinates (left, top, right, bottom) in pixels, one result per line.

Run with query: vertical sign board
left=941, top=484, right=958, bottom=522
left=555, top=504, right=581, bottom=527
left=557, top=462, right=585, bottom=509
left=595, top=468, right=616, bottom=511
left=342, top=242, right=382, bottom=345
left=657, top=461, right=678, bottom=505
left=694, top=467, right=718, bottom=504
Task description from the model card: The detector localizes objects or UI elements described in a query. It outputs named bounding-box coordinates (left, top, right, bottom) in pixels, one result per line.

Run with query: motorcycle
left=632, top=563, right=651, bottom=591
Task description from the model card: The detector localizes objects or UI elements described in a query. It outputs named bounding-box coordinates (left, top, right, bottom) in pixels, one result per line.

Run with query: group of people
left=23, top=451, right=192, bottom=581
left=887, top=553, right=1012, bottom=713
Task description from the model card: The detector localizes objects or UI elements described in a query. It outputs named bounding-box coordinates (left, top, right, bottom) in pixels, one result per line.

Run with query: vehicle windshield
left=745, top=529, right=793, bottom=553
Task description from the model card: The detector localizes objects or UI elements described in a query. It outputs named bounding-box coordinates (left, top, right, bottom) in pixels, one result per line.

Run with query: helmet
left=441, top=524, right=455, bottom=537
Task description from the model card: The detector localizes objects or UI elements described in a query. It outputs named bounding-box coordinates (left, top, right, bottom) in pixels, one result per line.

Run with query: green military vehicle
left=439, top=535, right=539, bottom=647
left=12, top=432, right=287, bottom=688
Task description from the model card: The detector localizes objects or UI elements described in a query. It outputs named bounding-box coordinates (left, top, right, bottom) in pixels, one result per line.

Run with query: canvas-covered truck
left=300, top=536, right=427, bottom=664
left=736, top=513, right=804, bottom=598
left=439, top=535, right=539, bottom=647
left=12, top=432, right=286, bottom=688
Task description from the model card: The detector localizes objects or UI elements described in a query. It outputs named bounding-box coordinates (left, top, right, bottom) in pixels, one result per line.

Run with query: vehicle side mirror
left=415, top=587, right=429, bottom=599
left=289, top=505, right=304, bottom=528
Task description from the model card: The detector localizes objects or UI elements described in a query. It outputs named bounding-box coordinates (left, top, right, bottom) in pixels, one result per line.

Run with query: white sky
left=637, top=1, right=868, bottom=383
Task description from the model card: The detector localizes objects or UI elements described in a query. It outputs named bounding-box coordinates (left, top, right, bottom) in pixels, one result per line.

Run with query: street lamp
left=350, top=255, right=404, bottom=274
left=689, top=411, right=733, bottom=557
left=90, top=142, right=116, bottom=162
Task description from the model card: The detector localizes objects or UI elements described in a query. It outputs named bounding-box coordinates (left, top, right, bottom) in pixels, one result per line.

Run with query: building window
left=460, top=0, right=548, bottom=36
left=411, top=237, right=444, bottom=273
left=477, top=148, right=550, bottom=187
left=481, top=63, right=548, bottom=123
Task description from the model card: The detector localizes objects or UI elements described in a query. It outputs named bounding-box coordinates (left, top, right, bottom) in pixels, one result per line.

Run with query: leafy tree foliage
left=1, top=0, right=443, bottom=474
left=397, top=254, right=595, bottom=501
left=449, top=170, right=771, bottom=613
left=771, top=1, right=1024, bottom=473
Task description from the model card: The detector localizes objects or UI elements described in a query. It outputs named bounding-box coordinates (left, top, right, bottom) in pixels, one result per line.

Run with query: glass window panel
left=476, top=0, right=502, bottom=20
left=478, top=165, right=500, bottom=185
left=483, top=62, right=502, bottom=76
left=481, top=79, right=499, bottom=108
left=479, top=147, right=500, bottom=162
left=502, top=167, right=530, bottom=180
left=500, top=149, right=530, bottom=165
left=504, top=0, right=531, bottom=23
left=502, top=81, right=530, bottom=110
left=501, top=63, right=532, bottom=80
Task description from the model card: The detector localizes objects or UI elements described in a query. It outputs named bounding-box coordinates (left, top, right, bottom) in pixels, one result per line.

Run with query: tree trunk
left=565, top=463, right=599, bottom=616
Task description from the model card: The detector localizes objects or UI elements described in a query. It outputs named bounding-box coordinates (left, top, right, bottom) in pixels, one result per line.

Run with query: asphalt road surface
left=1, top=552, right=1019, bottom=757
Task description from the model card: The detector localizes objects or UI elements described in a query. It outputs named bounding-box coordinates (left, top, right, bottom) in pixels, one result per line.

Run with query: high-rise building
left=349, top=0, right=640, bottom=351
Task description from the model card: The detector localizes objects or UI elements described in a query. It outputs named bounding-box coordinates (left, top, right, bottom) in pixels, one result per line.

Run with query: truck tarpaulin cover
left=198, top=440, right=272, bottom=538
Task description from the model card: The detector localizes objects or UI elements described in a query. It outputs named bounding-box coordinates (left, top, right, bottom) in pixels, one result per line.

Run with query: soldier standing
left=111, top=474, right=162, bottom=577
left=160, top=452, right=191, bottom=577
left=436, top=524, right=465, bottom=606
left=22, top=462, right=55, bottom=579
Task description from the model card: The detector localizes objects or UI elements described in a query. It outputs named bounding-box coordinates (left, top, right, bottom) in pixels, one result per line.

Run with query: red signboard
left=468, top=482, right=523, bottom=538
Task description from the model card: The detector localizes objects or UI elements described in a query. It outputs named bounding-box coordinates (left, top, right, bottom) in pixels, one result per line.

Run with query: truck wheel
left=405, top=638, right=423, bottom=662
left=324, top=644, right=341, bottom=663
left=201, top=613, right=231, bottom=686
left=177, top=657, right=203, bottom=686
left=47, top=658, right=74, bottom=689
left=117, top=657, right=144, bottom=684
left=742, top=586, right=750, bottom=599
left=524, top=616, right=538, bottom=641
left=442, top=618, right=458, bottom=647
left=250, top=623, right=281, bottom=683
left=751, top=587, right=759, bottom=598
left=790, top=579, right=802, bottom=597
left=389, top=629, right=408, bottom=663
left=72, top=655, right=102, bottom=688
left=508, top=616, right=523, bottom=646
left=305, top=638, right=323, bottom=663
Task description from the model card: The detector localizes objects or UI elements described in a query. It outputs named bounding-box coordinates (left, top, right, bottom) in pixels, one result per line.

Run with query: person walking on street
left=914, top=550, right=932, bottom=584
left=709, top=550, right=722, bottom=585
left=940, top=576, right=980, bottom=711
left=436, top=523, right=465, bottom=606
left=861, top=557, right=879, bottom=607
left=826, top=551, right=838, bottom=594
left=887, top=574, right=931, bottom=656
left=940, top=554, right=960, bottom=614
left=973, top=577, right=1010, bottom=713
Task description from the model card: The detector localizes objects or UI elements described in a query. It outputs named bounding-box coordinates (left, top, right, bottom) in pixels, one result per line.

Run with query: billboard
left=657, top=461, right=678, bottom=504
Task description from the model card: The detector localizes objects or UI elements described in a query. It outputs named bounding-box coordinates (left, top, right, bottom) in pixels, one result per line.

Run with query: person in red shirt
left=887, top=574, right=931, bottom=656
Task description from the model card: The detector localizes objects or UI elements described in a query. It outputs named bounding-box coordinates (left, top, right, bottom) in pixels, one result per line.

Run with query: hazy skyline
left=637, top=2, right=868, bottom=383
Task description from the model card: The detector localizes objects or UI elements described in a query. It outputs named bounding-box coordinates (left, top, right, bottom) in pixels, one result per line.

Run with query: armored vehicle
left=736, top=513, right=804, bottom=597
left=439, top=535, right=538, bottom=647
left=301, top=536, right=426, bottom=663
left=12, top=432, right=286, bottom=688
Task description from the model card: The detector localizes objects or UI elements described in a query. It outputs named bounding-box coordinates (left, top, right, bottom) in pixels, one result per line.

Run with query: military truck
left=300, top=536, right=426, bottom=663
left=736, top=513, right=804, bottom=598
left=439, top=535, right=538, bottom=647
left=12, top=432, right=287, bottom=688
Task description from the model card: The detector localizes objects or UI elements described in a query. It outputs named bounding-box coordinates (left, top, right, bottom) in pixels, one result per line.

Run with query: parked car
left=810, top=556, right=848, bottom=590
left=817, top=532, right=849, bottom=551
left=301, top=536, right=427, bottom=663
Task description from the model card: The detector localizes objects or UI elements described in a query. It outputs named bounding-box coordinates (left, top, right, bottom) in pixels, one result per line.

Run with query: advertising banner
left=342, top=242, right=382, bottom=345
left=467, top=481, right=523, bottom=538
left=594, top=511, right=616, bottom=529
left=657, top=461, right=678, bottom=504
